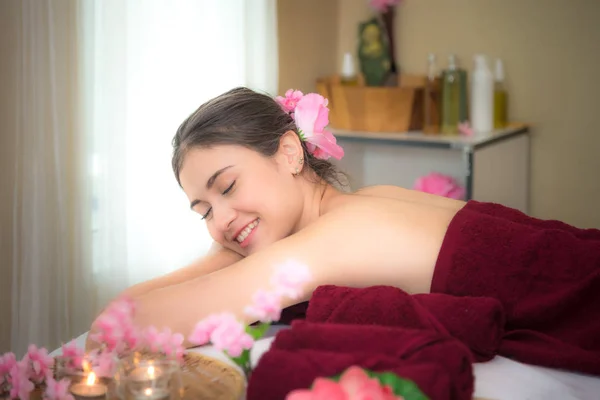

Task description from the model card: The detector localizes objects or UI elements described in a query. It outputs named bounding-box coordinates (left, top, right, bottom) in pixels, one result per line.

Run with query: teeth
left=236, top=219, right=259, bottom=243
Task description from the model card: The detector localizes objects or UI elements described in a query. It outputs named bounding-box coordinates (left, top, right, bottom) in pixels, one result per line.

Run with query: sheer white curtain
left=2, top=0, right=94, bottom=356
left=79, top=0, right=279, bottom=309
left=2, top=0, right=277, bottom=356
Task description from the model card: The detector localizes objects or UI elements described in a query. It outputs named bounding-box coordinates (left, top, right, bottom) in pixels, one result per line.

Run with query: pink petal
left=304, top=130, right=345, bottom=161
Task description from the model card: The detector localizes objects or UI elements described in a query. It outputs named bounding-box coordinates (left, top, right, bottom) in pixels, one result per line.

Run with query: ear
left=276, top=130, right=304, bottom=175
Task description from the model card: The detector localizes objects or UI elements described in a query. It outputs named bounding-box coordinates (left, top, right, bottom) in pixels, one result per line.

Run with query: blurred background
left=1, top=0, right=599, bottom=357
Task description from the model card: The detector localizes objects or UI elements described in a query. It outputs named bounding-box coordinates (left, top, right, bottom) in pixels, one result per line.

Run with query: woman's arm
left=131, top=197, right=456, bottom=346
left=120, top=241, right=242, bottom=299
left=85, top=242, right=242, bottom=350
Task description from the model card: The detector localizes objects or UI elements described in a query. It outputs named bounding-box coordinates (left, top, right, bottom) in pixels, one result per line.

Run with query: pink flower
left=458, top=121, right=474, bottom=136
left=276, top=89, right=304, bottom=114
left=90, top=297, right=138, bottom=354
left=8, top=360, right=35, bottom=400
left=141, top=327, right=185, bottom=362
left=44, top=377, right=75, bottom=400
left=413, top=172, right=466, bottom=200
left=271, top=260, right=312, bottom=300
left=188, top=313, right=226, bottom=346
left=0, top=352, right=17, bottom=386
left=286, top=366, right=400, bottom=400
left=188, top=313, right=254, bottom=357
left=210, top=317, right=254, bottom=357
left=244, top=289, right=283, bottom=322
left=286, top=378, right=348, bottom=400
left=23, top=344, right=54, bottom=384
left=294, top=93, right=344, bottom=160
left=369, top=0, right=402, bottom=13
left=88, top=349, right=117, bottom=378
left=61, top=341, right=84, bottom=370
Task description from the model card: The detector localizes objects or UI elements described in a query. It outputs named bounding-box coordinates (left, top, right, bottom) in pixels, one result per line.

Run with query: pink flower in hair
left=244, top=289, right=283, bottom=323
left=44, top=376, right=75, bottom=400
left=276, top=89, right=304, bottom=114
left=8, top=360, right=35, bottom=400
left=23, top=344, right=54, bottom=384
left=294, top=93, right=344, bottom=160
left=414, top=172, right=466, bottom=200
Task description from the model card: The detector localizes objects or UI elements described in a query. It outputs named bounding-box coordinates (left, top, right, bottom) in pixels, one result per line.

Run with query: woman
left=88, top=87, right=600, bottom=355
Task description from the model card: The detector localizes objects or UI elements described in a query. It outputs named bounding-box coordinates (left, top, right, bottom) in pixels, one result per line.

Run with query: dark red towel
left=306, top=284, right=505, bottom=362
left=467, top=200, right=600, bottom=241
left=432, top=200, right=600, bottom=375
left=247, top=321, right=474, bottom=400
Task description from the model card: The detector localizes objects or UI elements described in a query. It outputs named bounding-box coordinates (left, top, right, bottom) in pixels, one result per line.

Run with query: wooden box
left=316, top=75, right=425, bottom=133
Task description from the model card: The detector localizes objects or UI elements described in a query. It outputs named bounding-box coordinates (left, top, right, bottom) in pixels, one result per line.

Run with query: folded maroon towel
left=433, top=200, right=600, bottom=375
left=467, top=200, right=600, bottom=241
left=306, top=284, right=504, bottom=362
left=247, top=321, right=474, bottom=400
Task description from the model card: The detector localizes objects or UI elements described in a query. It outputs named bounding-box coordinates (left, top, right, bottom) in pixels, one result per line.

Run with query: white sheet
left=51, top=328, right=600, bottom=400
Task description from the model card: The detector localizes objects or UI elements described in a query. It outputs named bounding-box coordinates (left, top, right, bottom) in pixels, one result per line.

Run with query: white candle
left=70, top=372, right=107, bottom=399
left=130, top=365, right=163, bottom=381
left=140, top=387, right=170, bottom=400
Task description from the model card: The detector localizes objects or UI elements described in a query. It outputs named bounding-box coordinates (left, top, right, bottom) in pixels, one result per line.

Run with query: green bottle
left=441, top=55, right=468, bottom=135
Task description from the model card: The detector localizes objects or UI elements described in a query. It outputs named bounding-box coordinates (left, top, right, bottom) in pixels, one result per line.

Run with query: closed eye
left=201, top=207, right=212, bottom=220
left=223, top=181, right=235, bottom=195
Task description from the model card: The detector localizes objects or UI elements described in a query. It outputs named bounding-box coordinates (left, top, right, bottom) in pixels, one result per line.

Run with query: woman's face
left=178, top=143, right=305, bottom=256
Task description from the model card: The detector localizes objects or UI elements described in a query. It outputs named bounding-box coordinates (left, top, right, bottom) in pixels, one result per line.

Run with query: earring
left=299, top=157, right=304, bottom=164
left=294, top=167, right=300, bottom=175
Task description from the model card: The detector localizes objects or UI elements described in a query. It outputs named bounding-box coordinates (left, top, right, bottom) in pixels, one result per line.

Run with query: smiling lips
left=235, top=218, right=259, bottom=244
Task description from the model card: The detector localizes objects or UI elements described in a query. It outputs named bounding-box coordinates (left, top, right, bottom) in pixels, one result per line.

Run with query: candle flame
left=87, top=372, right=96, bottom=386
left=147, top=365, right=155, bottom=379
left=144, top=388, right=152, bottom=396
left=82, top=360, right=91, bottom=373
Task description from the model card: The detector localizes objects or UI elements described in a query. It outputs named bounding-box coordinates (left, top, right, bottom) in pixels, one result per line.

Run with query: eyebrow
left=189, top=165, right=234, bottom=210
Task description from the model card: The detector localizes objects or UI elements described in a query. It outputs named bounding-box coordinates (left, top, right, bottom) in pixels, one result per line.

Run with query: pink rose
left=413, top=172, right=466, bottom=200
left=286, top=366, right=400, bottom=400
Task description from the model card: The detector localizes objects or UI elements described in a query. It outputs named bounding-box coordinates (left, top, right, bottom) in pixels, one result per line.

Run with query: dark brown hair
left=171, top=87, right=346, bottom=188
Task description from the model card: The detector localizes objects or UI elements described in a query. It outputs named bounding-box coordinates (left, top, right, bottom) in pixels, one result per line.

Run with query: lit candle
left=70, top=372, right=107, bottom=400
left=140, top=387, right=170, bottom=400
left=129, top=364, right=163, bottom=382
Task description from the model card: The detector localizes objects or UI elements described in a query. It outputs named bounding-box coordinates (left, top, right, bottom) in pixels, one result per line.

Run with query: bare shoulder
left=352, top=184, right=466, bottom=211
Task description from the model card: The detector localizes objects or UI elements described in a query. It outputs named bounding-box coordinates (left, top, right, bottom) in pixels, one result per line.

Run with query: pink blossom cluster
left=188, top=261, right=312, bottom=359
left=286, top=366, right=403, bottom=400
left=88, top=296, right=185, bottom=364
left=0, top=345, right=74, bottom=400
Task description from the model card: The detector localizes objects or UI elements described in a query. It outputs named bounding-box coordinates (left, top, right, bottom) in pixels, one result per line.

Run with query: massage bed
left=50, top=328, right=600, bottom=400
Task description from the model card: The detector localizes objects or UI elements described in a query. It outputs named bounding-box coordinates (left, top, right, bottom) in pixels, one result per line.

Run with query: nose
left=212, top=204, right=237, bottom=239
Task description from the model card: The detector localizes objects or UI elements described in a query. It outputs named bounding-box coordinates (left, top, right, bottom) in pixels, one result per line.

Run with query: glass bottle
left=441, top=54, right=468, bottom=135
left=423, top=53, right=441, bottom=134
